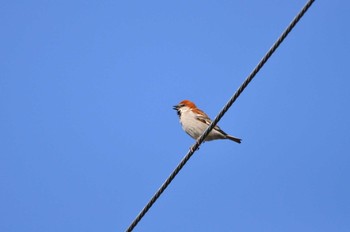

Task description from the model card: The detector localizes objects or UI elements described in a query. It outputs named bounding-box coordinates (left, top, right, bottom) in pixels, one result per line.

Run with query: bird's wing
left=195, top=115, right=228, bottom=135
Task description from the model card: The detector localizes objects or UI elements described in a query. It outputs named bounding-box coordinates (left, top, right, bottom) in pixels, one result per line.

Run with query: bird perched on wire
left=173, top=100, right=241, bottom=143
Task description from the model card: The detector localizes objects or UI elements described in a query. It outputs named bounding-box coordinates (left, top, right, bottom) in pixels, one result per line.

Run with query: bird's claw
left=190, top=145, right=200, bottom=153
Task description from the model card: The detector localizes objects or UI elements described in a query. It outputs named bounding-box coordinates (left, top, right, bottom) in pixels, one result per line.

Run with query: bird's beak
left=173, top=105, right=179, bottom=110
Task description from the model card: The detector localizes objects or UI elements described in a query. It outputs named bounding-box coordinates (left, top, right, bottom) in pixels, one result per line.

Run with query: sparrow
left=173, top=100, right=241, bottom=143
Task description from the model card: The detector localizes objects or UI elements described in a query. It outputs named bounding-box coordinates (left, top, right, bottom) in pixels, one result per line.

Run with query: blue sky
left=1, top=1, right=349, bottom=231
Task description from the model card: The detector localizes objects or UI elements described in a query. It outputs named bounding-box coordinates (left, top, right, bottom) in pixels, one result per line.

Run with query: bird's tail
left=226, top=135, right=242, bottom=144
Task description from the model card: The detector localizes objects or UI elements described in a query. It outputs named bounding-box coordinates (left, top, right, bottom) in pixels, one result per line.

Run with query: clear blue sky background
left=1, top=1, right=349, bottom=231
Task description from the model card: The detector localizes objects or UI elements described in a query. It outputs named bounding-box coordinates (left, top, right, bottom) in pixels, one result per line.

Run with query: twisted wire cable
left=126, top=1, right=315, bottom=231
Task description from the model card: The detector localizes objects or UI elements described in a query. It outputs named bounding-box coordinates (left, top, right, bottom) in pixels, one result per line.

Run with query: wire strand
left=126, top=1, right=315, bottom=231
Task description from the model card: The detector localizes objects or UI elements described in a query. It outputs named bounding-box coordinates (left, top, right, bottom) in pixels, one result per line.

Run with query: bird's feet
left=190, top=145, right=200, bottom=153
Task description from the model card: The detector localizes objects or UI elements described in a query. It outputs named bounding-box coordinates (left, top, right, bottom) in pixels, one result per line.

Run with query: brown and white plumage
left=173, top=100, right=241, bottom=143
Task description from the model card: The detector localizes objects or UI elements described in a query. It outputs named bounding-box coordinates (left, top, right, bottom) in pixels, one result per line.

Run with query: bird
left=173, top=100, right=241, bottom=143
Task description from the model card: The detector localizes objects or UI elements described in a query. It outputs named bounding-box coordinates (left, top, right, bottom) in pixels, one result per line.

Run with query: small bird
left=173, top=100, right=241, bottom=143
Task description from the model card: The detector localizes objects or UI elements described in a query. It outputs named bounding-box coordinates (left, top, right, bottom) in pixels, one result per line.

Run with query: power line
left=125, top=0, right=315, bottom=231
